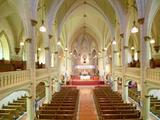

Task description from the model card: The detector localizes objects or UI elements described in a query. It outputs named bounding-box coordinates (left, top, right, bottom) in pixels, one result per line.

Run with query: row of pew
left=128, top=88, right=160, bottom=118
left=0, top=95, right=27, bottom=120
left=128, top=88, right=140, bottom=103
left=150, top=96, right=160, bottom=118
left=36, top=87, right=79, bottom=120
left=93, top=86, right=142, bottom=120
left=0, top=60, right=26, bottom=72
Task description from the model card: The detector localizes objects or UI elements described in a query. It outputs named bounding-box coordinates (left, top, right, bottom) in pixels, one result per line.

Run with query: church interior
left=0, top=0, right=160, bottom=120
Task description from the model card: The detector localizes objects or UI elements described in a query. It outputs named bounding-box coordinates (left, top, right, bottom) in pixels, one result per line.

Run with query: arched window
left=0, top=32, right=10, bottom=60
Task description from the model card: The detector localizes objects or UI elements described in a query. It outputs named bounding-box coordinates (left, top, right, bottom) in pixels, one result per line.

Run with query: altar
left=80, top=75, right=90, bottom=80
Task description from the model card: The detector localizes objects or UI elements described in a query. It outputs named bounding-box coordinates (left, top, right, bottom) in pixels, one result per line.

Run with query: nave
left=1, top=84, right=159, bottom=120
left=1, top=0, right=160, bottom=120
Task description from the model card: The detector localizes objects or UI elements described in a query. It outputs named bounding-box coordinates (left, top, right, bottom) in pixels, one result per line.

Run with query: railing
left=36, top=68, right=50, bottom=80
left=114, top=66, right=123, bottom=74
left=0, top=70, right=31, bottom=90
left=146, top=68, right=160, bottom=83
left=125, top=67, right=140, bottom=79
left=50, top=67, right=56, bottom=73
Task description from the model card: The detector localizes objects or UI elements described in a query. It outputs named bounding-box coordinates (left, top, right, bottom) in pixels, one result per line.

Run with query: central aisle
left=78, top=86, right=97, bottom=120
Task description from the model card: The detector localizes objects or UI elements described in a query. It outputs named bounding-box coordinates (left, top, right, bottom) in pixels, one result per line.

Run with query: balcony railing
left=0, top=70, right=31, bottom=90
left=36, top=68, right=50, bottom=81
left=125, top=67, right=141, bottom=79
left=146, top=68, right=160, bottom=83
left=114, top=66, right=123, bottom=75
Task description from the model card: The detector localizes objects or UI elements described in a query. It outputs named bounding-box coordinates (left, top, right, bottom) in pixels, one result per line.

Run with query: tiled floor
left=78, top=86, right=97, bottom=120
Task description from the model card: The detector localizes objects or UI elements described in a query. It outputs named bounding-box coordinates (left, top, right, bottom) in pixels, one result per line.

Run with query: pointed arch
left=0, top=31, right=10, bottom=60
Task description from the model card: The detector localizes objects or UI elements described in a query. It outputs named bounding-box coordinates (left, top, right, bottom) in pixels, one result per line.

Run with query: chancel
left=0, top=0, right=160, bottom=120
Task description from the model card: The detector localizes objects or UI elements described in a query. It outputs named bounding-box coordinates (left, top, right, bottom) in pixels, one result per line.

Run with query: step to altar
left=70, top=80, right=104, bottom=85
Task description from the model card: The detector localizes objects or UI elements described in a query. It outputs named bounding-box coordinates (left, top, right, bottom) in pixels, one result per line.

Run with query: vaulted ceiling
left=0, top=0, right=160, bottom=55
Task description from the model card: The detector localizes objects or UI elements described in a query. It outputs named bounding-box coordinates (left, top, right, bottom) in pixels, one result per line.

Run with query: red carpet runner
left=79, top=87, right=97, bottom=120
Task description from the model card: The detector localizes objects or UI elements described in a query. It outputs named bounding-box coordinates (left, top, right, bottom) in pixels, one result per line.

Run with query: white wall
left=0, top=91, right=27, bottom=109
left=149, top=90, right=160, bottom=100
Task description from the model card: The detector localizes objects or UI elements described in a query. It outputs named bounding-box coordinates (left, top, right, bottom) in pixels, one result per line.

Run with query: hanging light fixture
left=104, top=47, right=107, bottom=51
left=131, top=21, right=138, bottom=33
left=39, top=0, right=46, bottom=32
left=64, top=47, right=68, bottom=51
left=20, top=42, right=24, bottom=46
left=38, top=48, right=41, bottom=51
left=57, top=41, right=61, bottom=46
left=112, top=40, right=116, bottom=45
left=131, top=1, right=138, bottom=33
left=131, top=46, right=135, bottom=50
left=39, top=20, right=46, bottom=32
left=150, top=38, right=155, bottom=44
left=70, top=52, right=73, bottom=55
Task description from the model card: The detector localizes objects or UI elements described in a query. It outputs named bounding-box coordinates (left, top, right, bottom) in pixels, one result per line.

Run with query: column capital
left=123, top=46, right=128, bottom=49
left=120, top=33, right=124, bottom=38
left=15, top=48, right=20, bottom=55
left=137, top=50, right=140, bottom=53
left=48, top=34, right=53, bottom=39
left=144, top=36, right=151, bottom=41
left=145, top=95, right=150, bottom=98
left=113, top=50, right=118, bottom=53
left=54, top=51, right=58, bottom=54
left=44, top=47, right=49, bottom=50
left=25, top=38, right=32, bottom=43
left=138, top=18, right=144, bottom=25
left=27, top=96, right=32, bottom=99
left=30, top=19, right=38, bottom=26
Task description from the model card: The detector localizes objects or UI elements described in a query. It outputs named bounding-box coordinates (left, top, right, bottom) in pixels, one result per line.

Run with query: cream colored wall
left=0, top=20, right=15, bottom=58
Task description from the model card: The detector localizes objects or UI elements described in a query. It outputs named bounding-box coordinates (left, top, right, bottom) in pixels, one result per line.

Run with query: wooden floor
left=78, top=86, right=97, bottom=120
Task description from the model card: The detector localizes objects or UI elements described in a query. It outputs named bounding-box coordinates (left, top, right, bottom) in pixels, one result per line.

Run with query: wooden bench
left=93, top=86, right=141, bottom=120
left=37, top=87, right=79, bottom=120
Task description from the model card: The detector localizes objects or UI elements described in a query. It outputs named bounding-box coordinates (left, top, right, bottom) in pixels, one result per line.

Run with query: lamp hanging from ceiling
left=57, top=41, right=61, bottom=46
left=39, top=0, right=46, bottom=32
left=150, top=38, right=155, bottom=44
left=39, top=20, right=46, bottom=32
left=131, top=21, right=138, bottom=33
left=131, top=1, right=138, bottom=33
left=131, top=46, right=135, bottom=50
left=112, top=39, right=116, bottom=45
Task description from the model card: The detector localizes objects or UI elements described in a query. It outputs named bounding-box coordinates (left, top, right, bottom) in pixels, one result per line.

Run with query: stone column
left=25, top=38, right=32, bottom=69
left=142, top=95, right=150, bottom=120
left=137, top=50, right=140, bottom=61
left=112, top=79, right=118, bottom=92
left=137, top=83, right=141, bottom=91
left=123, top=84, right=129, bottom=103
left=64, top=51, right=68, bottom=85
left=98, top=56, right=104, bottom=78
left=144, top=36, right=151, bottom=67
left=123, top=46, right=129, bottom=65
left=138, top=19, right=148, bottom=117
left=29, top=20, right=37, bottom=117
left=45, top=85, right=50, bottom=103
left=27, top=96, right=34, bottom=120
left=45, top=47, right=51, bottom=68
left=121, top=34, right=129, bottom=103
left=55, top=81, right=61, bottom=92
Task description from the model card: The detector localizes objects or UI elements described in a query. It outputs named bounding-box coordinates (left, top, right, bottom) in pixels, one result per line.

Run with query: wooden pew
left=37, top=87, right=79, bottom=120
left=93, top=86, right=141, bottom=120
